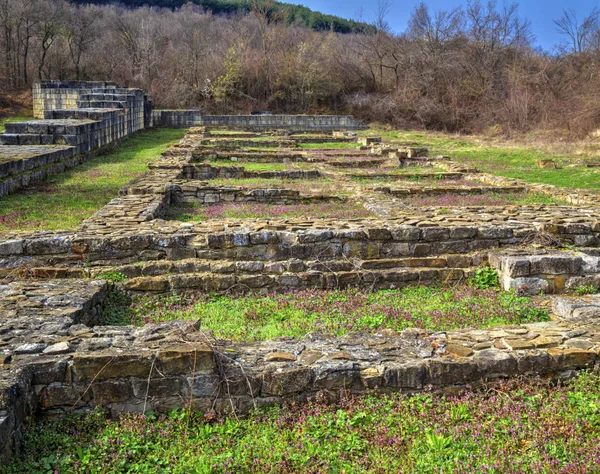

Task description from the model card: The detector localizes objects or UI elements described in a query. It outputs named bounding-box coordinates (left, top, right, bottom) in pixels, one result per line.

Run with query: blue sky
left=296, top=0, right=597, bottom=51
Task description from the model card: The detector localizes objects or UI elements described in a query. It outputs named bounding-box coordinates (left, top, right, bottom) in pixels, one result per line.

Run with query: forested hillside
left=2, top=0, right=600, bottom=136
left=68, top=0, right=375, bottom=34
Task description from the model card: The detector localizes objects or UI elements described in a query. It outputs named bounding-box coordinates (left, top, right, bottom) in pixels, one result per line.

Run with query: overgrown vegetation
left=104, top=286, right=549, bottom=340
left=3, top=0, right=600, bottom=134
left=5, top=372, right=600, bottom=473
left=0, top=128, right=185, bottom=231
left=166, top=201, right=373, bottom=221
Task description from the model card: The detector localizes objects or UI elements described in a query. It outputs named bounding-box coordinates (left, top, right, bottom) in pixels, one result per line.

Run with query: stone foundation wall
left=491, top=250, right=600, bottom=294
left=153, top=111, right=367, bottom=131
left=1, top=279, right=599, bottom=461
left=174, top=184, right=340, bottom=205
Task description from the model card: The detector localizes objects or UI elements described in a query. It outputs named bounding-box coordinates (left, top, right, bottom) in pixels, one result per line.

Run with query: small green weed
left=95, top=271, right=128, bottom=282
left=470, top=266, right=500, bottom=289
left=574, top=285, right=598, bottom=296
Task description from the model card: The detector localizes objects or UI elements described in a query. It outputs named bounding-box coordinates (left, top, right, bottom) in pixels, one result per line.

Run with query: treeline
left=68, top=0, right=375, bottom=34
left=2, top=0, right=600, bottom=135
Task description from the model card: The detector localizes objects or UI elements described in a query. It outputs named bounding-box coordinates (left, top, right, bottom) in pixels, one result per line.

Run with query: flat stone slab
left=0, top=145, right=73, bottom=163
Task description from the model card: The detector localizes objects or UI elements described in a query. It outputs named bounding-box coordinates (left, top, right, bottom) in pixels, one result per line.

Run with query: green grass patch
left=0, top=116, right=34, bottom=133
left=0, top=128, right=185, bottom=231
left=105, top=286, right=549, bottom=340
left=366, top=128, right=600, bottom=190
left=402, top=191, right=565, bottom=207
left=6, top=371, right=599, bottom=473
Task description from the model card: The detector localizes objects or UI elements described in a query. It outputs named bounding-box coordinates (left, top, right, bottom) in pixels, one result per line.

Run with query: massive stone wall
left=0, top=81, right=152, bottom=197
left=32, top=80, right=117, bottom=118
left=153, top=111, right=367, bottom=131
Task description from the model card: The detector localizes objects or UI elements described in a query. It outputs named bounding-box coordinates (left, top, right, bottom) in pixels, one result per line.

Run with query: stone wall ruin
left=1, top=97, right=600, bottom=461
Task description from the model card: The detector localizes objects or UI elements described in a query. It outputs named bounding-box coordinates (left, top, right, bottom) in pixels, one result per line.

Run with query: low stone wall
left=178, top=164, right=320, bottom=181
left=491, top=250, right=600, bottom=294
left=0, top=145, right=76, bottom=197
left=173, top=184, right=340, bottom=205
left=1, top=279, right=599, bottom=461
left=153, top=111, right=367, bottom=131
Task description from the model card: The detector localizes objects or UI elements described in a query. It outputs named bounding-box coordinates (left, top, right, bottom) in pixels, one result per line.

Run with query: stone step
left=198, top=139, right=296, bottom=148
left=552, top=294, right=600, bottom=320
left=77, top=100, right=126, bottom=109
left=104, top=256, right=484, bottom=280
left=0, top=133, right=54, bottom=145
left=119, top=265, right=478, bottom=293
left=5, top=120, right=96, bottom=135
left=327, top=159, right=387, bottom=168
left=22, top=256, right=484, bottom=284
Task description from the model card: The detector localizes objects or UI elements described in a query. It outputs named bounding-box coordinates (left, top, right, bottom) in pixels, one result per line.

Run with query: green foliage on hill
left=69, top=0, right=375, bottom=34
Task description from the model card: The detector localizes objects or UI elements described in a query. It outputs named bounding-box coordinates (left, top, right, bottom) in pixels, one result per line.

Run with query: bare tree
left=554, top=8, right=600, bottom=53
left=65, top=5, right=102, bottom=80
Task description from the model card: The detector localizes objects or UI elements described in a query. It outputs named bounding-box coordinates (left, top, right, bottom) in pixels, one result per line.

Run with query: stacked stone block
left=0, top=81, right=152, bottom=197
left=491, top=250, right=600, bottom=294
left=153, top=111, right=367, bottom=131
left=32, top=80, right=117, bottom=118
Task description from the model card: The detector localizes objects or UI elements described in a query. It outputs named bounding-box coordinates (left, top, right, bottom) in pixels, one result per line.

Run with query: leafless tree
left=554, top=8, right=600, bottom=53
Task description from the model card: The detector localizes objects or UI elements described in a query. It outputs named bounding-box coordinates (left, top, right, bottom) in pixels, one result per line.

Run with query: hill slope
left=70, top=0, right=375, bottom=34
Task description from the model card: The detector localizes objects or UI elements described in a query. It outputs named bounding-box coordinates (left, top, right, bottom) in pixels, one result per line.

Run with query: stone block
left=40, top=383, right=86, bottom=407
left=390, top=226, right=421, bottom=241
left=91, top=380, right=132, bottom=405
left=502, top=275, right=549, bottom=295
left=157, top=343, right=215, bottom=374
left=473, top=349, right=518, bottom=377
left=548, top=347, right=596, bottom=370
left=383, top=362, right=425, bottom=388
left=0, top=240, right=23, bottom=256
left=366, top=228, right=392, bottom=241
left=72, top=352, right=155, bottom=381
left=132, top=376, right=189, bottom=399
left=421, top=227, right=450, bottom=242
left=530, top=255, right=582, bottom=275
left=262, top=367, right=314, bottom=396
left=426, top=359, right=479, bottom=385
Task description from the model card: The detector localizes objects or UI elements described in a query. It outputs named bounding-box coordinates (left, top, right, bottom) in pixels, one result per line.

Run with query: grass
left=400, top=191, right=564, bottom=207
left=0, top=115, right=34, bottom=132
left=364, top=128, right=600, bottom=190
left=165, top=200, right=370, bottom=222
left=5, top=372, right=600, bottom=473
left=207, top=177, right=343, bottom=195
left=104, top=286, right=549, bottom=341
left=0, top=128, right=185, bottom=232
